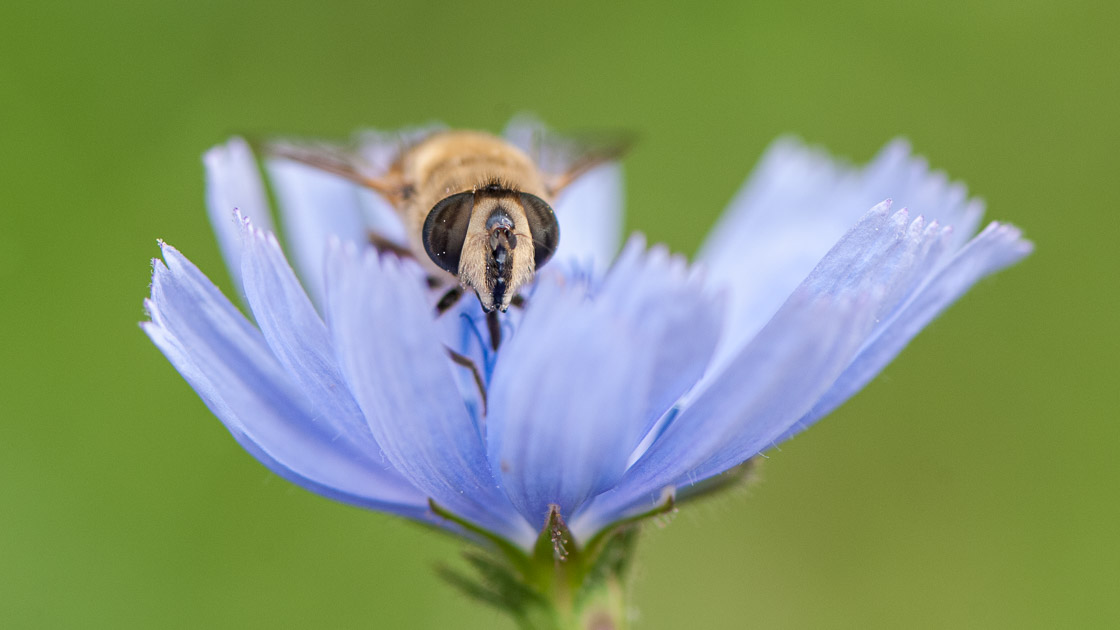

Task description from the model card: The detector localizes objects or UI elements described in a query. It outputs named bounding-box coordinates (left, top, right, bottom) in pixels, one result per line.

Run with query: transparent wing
left=503, top=115, right=632, bottom=196
left=259, top=137, right=398, bottom=197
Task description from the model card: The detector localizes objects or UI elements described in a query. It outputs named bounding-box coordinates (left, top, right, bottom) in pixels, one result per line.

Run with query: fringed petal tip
left=322, top=234, right=429, bottom=293
left=987, top=221, right=1035, bottom=254
left=233, top=208, right=286, bottom=255
left=204, top=137, right=275, bottom=298
left=143, top=237, right=438, bottom=522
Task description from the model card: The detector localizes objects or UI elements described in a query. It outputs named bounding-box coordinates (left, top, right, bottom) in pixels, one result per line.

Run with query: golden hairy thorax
left=399, top=131, right=550, bottom=203
left=390, top=131, right=550, bottom=290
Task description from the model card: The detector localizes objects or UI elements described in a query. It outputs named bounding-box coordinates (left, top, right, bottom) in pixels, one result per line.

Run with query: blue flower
left=143, top=127, right=1031, bottom=551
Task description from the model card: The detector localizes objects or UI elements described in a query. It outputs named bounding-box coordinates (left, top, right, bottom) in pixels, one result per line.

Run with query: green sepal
left=580, top=488, right=676, bottom=564
left=428, top=498, right=532, bottom=575
left=436, top=550, right=547, bottom=620
left=432, top=494, right=678, bottom=629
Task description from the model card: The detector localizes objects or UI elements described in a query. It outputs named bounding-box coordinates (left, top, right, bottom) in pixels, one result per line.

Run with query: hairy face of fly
left=458, top=196, right=537, bottom=312
left=422, top=187, right=560, bottom=312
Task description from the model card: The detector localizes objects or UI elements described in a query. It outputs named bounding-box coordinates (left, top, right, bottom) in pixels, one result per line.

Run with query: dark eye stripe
left=520, top=193, right=560, bottom=269
left=422, top=192, right=475, bottom=274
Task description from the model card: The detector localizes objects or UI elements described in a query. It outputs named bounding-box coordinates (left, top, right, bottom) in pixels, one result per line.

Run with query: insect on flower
left=143, top=118, right=1032, bottom=627
left=264, top=128, right=623, bottom=315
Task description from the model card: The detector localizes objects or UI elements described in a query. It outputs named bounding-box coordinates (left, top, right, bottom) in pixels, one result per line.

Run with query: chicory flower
left=143, top=124, right=1031, bottom=627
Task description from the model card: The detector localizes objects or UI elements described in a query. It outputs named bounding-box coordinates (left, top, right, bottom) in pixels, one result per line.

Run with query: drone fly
left=266, top=127, right=622, bottom=313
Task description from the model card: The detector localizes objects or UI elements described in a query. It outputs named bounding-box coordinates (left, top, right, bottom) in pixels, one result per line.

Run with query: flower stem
left=518, top=568, right=629, bottom=630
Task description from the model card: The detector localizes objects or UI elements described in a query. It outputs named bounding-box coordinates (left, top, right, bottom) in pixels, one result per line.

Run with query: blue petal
left=486, top=276, right=640, bottom=527
left=550, top=163, right=624, bottom=276
left=143, top=243, right=429, bottom=519
left=595, top=237, right=724, bottom=443
left=781, top=221, right=1034, bottom=437
left=204, top=138, right=274, bottom=298
left=699, top=138, right=984, bottom=369
left=324, top=243, right=534, bottom=546
left=676, top=206, right=959, bottom=482
left=265, top=159, right=368, bottom=310
left=574, top=203, right=952, bottom=534
left=422, top=295, right=500, bottom=433
left=238, top=215, right=417, bottom=486
left=486, top=238, right=722, bottom=528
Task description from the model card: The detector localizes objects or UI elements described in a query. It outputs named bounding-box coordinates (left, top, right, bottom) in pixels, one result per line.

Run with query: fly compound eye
left=519, top=192, right=560, bottom=269
left=422, top=192, right=475, bottom=274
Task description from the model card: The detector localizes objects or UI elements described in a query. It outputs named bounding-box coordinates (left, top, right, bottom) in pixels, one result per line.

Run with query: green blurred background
left=2, top=0, right=1116, bottom=627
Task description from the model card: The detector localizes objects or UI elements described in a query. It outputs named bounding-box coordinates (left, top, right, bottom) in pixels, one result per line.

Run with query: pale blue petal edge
left=551, top=163, right=625, bottom=275
left=264, top=160, right=368, bottom=310
left=325, top=243, right=535, bottom=547
left=699, top=138, right=985, bottom=370
left=594, top=237, right=725, bottom=447
left=204, top=138, right=274, bottom=298
left=677, top=206, right=961, bottom=484
left=238, top=214, right=419, bottom=494
left=143, top=243, right=430, bottom=519
left=782, top=221, right=1034, bottom=437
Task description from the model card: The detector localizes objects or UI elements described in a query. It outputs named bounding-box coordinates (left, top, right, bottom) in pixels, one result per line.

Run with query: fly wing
left=503, top=116, right=632, bottom=197
left=258, top=124, right=446, bottom=201
left=260, top=137, right=399, bottom=198
left=353, top=124, right=447, bottom=174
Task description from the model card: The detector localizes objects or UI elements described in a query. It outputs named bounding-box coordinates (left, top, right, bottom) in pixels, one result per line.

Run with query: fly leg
left=484, top=294, right=528, bottom=350
left=486, top=310, right=502, bottom=352
left=434, top=286, right=463, bottom=315
left=446, top=347, right=487, bottom=415
left=368, top=231, right=415, bottom=260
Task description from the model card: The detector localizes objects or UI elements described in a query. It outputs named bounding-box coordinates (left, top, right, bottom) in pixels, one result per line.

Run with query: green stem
left=520, top=571, right=629, bottom=630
